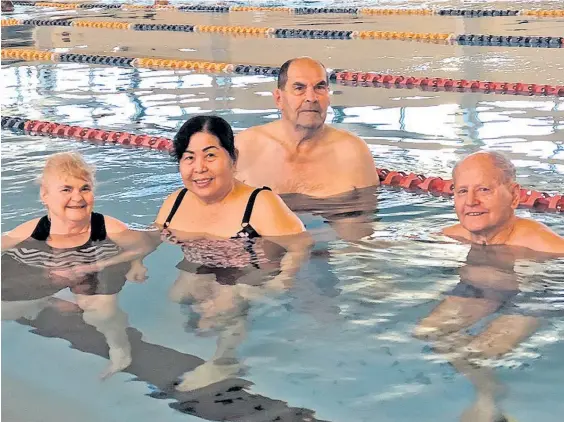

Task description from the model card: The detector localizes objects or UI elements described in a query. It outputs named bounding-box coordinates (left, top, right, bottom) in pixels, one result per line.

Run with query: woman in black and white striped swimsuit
left=2, top=152, right=151, bottom=379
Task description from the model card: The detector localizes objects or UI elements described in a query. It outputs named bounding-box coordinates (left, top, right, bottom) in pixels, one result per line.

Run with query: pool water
left=2, top=1, right=564, bottom=422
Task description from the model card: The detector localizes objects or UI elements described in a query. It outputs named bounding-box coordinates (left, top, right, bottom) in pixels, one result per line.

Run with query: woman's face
left=41, top=173, right=94, bottom=224
left=179, top=132, right=236, bottom=202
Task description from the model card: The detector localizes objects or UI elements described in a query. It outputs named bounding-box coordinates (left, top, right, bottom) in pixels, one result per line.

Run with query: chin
left=66, top=209, right=90, bottom=218
left=462, top=221, right=493, bottom=235
left=296, top=122, right=323, bottom=131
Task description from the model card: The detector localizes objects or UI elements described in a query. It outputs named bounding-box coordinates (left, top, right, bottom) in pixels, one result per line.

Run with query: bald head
left=453, top=151, right=516, bottom=186
left=277, top=57, right=328, bottom=90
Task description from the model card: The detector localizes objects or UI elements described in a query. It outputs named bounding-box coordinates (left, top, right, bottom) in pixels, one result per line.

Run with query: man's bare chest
left=250, top=155, right=343, bottom=196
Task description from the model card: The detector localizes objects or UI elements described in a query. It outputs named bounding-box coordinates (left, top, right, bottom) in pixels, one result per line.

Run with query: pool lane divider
left=2, top=19, right=562, bottom=48
left=8, top=2, right=564, bottom=17
left=2, top=48, right=563, bottom=97
left=1, top=115, right=562, bottom=212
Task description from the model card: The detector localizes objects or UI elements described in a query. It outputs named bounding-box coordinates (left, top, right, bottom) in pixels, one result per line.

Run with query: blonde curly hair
left=39, top=152, right=96, bottom=188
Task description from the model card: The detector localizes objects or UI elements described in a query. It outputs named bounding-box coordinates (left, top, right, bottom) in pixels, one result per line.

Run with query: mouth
left=66, top=205, right=87, bottom=209
left=300, top=110, right=320, bottom=114
left=465, top=212, right=487, bottom=217
left=192, top=178, right=213, bottom=188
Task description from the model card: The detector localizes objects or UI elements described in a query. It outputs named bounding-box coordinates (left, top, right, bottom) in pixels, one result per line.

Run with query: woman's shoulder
left=2, top=217, right=43, bottom=250
left=248, top=187, right=305, bottom=236
left=5, top=217, right=42, bottom=238
left=154, top=187, right=188, bottom=225
left=100, top=214, right=129, bottom=234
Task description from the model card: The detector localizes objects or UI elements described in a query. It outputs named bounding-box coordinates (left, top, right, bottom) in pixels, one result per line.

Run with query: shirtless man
left=419, top=151, right=563, bottom=421
left=235, top=57, right=380, bottom=198
left=443, top=151, right=564, bottom=254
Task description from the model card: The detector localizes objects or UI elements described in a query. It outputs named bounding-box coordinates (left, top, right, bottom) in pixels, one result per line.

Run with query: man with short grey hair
left=443, top=151, right=564, bottom=253
left=235, top=56, right=379, bottom=198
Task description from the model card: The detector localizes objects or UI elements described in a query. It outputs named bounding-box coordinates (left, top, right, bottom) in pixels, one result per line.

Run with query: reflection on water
left=2, top=2, right=564, bottom=422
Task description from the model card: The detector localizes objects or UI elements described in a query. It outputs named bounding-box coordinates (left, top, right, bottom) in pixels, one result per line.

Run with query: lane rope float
left=2, top=19, right=562, bottom=48
left=1, top=115, right=561, bottom=212
left=2, top=48, right=563, bottom=98
left=7, top=2, right=564, bottom=17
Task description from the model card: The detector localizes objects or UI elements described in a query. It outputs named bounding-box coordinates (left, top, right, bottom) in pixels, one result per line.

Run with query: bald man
left=443, top=151, right=564, bottom=254
left=235, top=57, right=379, bottom=198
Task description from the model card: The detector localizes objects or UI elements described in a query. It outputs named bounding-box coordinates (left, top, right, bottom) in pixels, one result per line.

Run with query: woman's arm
left=98, top=187, right=187, bottom=271
left=102, top=216, right=161, bottom=269
left=51, top=217, right=160, bottom=279
left=1, top=218, right=41, bottom=252
left=250, top=190, right=313, bottom=284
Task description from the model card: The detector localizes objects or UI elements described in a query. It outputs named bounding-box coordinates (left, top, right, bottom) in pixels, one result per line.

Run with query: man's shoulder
left=514, top=217, right=564, bottom=254
left=442, top=223, right=469, bottom=240
left=327, top=126, right=365, bottom=144
left=514, top=217, right=554, bottom=237
left=325, top=126, right=372, bottom=161
left=236, top=121, right=279, bottom=144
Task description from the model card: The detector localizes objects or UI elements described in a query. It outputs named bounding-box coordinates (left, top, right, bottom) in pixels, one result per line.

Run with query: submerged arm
left=249, top=190, right=313, bottom=289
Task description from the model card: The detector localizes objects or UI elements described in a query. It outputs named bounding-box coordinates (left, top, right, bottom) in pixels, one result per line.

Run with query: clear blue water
left=2, top=2, right=564, bottom=422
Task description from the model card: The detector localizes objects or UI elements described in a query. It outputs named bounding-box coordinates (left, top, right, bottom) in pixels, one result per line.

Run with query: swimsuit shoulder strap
left=29, top=213, right=106, bottom=242
left=164, top=188, right=188, bottom=228
left=30, top=216, right=51, bottom=241
left=90, top=212, right=107, bottom=241
left=241, top=186, right=272, bottom=227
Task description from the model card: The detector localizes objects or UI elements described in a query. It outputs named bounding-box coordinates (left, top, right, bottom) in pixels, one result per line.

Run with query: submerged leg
left=77, top=294, right=132, bottom=380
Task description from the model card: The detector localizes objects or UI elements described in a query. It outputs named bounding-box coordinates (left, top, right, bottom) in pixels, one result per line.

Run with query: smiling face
left=179, top=131, right=236, bottom=202
left=274, top=58, right=330, bottom=132
left=453, top=155, right=520, bottom=237
left=41, top=174, right=94, bottom=224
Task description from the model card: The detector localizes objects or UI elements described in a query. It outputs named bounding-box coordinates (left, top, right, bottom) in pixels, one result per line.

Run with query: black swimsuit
left=162, top=187, right=284, bottom=285
left=163, top=186, right=270, bottom=239
left=2, top=213, right=128, bottom=301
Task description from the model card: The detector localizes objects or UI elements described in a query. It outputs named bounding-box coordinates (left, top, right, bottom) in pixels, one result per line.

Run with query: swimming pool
left=2, top=1, right=564, bottom=421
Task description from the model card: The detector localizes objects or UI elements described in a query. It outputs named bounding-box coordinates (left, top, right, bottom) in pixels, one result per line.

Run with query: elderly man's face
left=453, top=156, right=520, bottom=236
left=275, top=59, right=329, bottom=132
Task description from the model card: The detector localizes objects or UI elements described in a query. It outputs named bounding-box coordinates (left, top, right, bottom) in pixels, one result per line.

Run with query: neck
left=281, top=120, right=325, bottom=152
left=48, top=214, right=91, bottom=236
left=470, top=216, right=518, bottom=246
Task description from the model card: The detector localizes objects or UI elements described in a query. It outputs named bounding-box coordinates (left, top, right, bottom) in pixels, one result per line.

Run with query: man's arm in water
left=339, top=132, right=380, bottom=189
left=324, top=133, right=380, bottom=241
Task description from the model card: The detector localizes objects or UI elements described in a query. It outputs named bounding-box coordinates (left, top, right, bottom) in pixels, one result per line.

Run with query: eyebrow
left=184, top=146, right=219, bottom=154
left=60, top=184, right=91, bottom=189
left=292, top=80, right=327, bottom=87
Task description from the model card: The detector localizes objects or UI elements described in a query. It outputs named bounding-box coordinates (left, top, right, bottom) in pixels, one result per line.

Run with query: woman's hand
left=126, top=261, right=148, bottom=283
left=49, top=263, right=99, bottom=281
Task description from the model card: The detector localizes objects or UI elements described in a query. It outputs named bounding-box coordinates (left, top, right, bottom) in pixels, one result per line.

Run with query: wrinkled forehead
left=287, top=61, right=327, bottom=84
left=453, top=158, right=504, bottom=185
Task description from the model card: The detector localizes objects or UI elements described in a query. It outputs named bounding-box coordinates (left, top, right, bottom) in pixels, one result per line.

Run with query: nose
left=71, top=189, right=85, bottom=203
left=305, top=85, right=318, bottom=102
left=194, top=156, right=208, bottom=173
left=465, top=190, right=479, bottom=206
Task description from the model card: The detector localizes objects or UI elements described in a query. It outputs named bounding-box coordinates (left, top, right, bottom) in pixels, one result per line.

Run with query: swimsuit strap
left=90, top=212, right=107, bottom=242
left=30, top=213, right=106, bottom=241
left=164, top=188, right=188, bottom=229
left=241, top=186, right=271, bottom=227
left=30, top=216, right=51, bottom=241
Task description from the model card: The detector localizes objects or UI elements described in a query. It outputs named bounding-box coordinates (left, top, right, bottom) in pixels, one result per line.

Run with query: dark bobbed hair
left=277, top=57, right=328, bottom=90
left=172, top=115, right=237, bottom=162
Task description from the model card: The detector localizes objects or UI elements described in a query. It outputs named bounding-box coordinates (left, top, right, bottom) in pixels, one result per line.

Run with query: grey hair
left=453, top=151, right=516, bottom=184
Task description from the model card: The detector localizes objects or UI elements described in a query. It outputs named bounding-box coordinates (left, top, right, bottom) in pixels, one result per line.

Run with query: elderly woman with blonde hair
left=2, top=151, right=152, bottom=378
